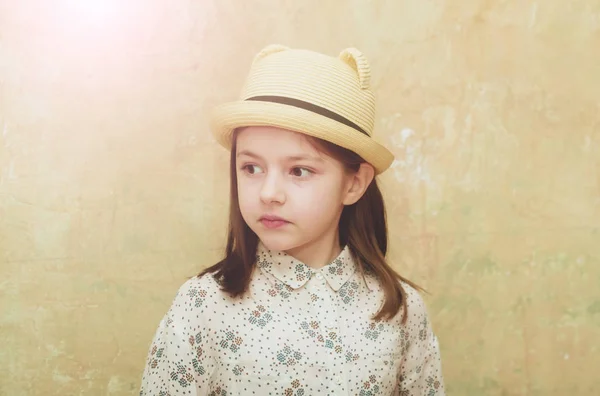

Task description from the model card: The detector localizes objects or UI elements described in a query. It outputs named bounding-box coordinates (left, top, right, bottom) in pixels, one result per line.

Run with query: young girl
left=140, top=45, right=444, bottom=395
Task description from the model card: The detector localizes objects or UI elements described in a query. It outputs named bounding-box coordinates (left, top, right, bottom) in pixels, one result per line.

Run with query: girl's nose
left=259, top=172, right=286, bottom=204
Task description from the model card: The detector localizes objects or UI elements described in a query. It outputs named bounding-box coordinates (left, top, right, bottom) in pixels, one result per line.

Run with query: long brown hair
left=199, top=130, right=421, bottom=323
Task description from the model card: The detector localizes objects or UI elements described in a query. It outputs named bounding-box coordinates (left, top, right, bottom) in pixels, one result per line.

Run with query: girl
left=140, top=45, right=444, bottom=395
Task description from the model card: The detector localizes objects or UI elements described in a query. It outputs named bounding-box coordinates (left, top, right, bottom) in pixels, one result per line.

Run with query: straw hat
left=209, top=45, right=394, bottom=174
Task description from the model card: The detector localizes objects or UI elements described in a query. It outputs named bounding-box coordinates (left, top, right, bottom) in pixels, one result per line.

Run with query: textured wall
left=1, top=0, right=599, bottom=394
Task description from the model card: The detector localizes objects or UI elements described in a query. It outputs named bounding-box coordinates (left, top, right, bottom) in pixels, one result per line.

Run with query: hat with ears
left=209, top=45, right=394, bottom=174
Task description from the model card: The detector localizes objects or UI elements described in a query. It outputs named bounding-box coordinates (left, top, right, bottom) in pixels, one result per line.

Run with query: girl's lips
left=260, top=219, right=288, bottom=229
left=259, top=215, right=290, bottom=229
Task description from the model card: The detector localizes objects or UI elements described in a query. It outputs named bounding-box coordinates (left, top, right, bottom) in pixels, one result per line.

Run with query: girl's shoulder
left=169, top=272, right=226, bottom=311
left=364, top=270, right=426, bottom=305
left=398, top=280, right=434, bottom=326
left=399, top=281, right=428, bottom=309
left=363, top=271, right=430, bottom=318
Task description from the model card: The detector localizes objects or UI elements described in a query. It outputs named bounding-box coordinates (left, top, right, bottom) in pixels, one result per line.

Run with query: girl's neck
left=283, top=230, right=342, bottom=270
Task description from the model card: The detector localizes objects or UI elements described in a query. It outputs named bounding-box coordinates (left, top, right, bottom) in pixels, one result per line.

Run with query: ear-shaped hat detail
left=339, top=48, right=371, bottom=90
left=252, top=44, right=290, bottom=65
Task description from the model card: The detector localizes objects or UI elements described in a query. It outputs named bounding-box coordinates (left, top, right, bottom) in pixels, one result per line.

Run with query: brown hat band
left=246, top=95, right=368, bottom=136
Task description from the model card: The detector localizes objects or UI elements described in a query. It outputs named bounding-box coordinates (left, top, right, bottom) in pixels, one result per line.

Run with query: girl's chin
left=257, top=235, right=302, bottom=253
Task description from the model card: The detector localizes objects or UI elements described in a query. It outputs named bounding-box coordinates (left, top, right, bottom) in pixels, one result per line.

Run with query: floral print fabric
left=140, top=243, right=445, bottom=395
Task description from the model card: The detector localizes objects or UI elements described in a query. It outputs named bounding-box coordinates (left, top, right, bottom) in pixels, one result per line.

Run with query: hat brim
left=210, top=101, right=394, bottom=174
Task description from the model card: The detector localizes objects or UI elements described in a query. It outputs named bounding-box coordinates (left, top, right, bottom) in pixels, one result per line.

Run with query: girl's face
left=236, top=126, right=359, bottom=259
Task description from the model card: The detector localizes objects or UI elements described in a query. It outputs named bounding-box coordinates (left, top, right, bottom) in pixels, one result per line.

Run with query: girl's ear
left=342, top=163, right=375, bottom=205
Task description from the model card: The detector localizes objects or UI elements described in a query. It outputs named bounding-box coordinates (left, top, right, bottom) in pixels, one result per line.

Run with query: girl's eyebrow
left=286, top=155, right=324, bottom=162
left=237, top=150, right=323, bottom=162
left=236, top=150, right=262, bottom=159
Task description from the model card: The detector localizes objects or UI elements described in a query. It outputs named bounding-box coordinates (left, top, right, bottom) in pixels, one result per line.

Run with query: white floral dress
left=140, top=243, right=445, bottom=395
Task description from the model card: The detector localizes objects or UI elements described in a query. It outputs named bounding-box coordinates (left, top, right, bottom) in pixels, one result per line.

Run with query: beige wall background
left=1, top=0, right=599, bottom=394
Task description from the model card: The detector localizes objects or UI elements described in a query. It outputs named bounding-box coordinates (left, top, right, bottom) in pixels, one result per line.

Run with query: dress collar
left=256, top=242, right=358, bottom=291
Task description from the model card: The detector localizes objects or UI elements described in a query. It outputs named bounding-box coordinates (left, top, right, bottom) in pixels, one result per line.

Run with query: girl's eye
left=290, top=167, right=313, bottom=178
left=241, top=164, right=263, bottom=175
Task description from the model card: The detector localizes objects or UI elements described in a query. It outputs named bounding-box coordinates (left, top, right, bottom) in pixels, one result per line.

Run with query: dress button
left=316, top=273, right=323, bottom=280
